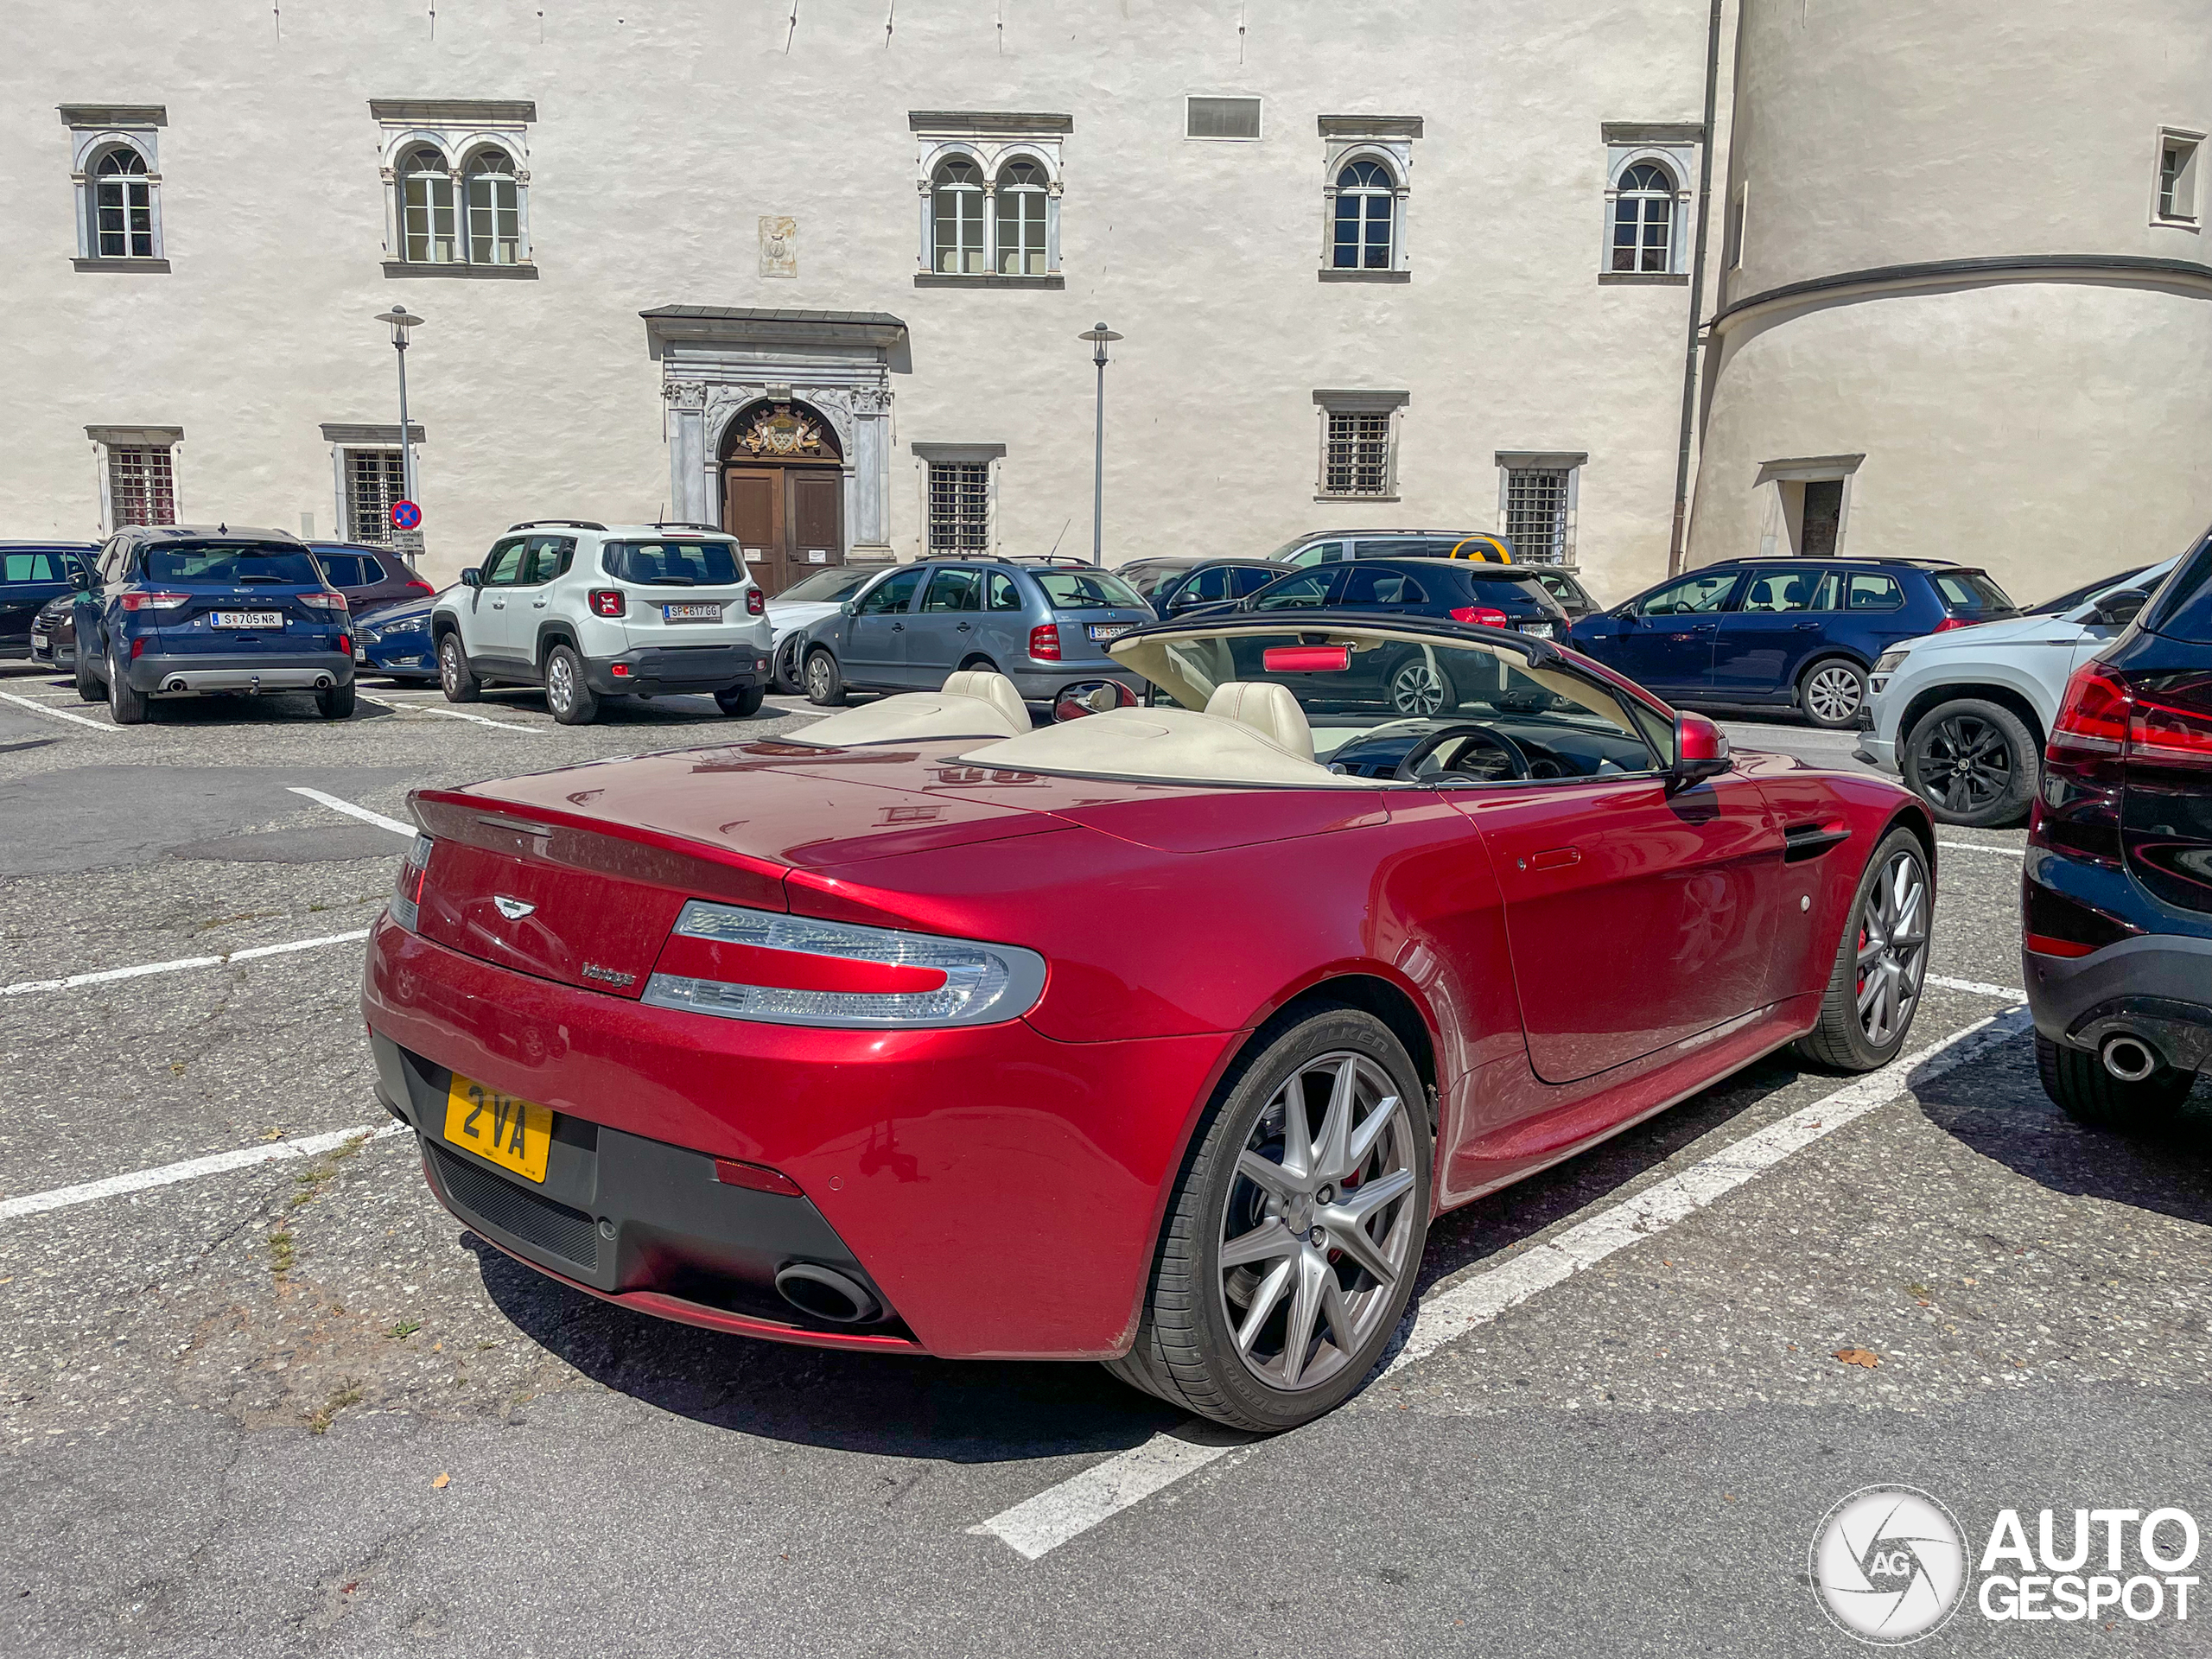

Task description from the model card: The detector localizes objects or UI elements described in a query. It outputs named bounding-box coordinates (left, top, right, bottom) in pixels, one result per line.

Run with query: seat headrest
left=942, top=670, right=1029, bottom=732
left=1203, top=681, right=1313, bottom=760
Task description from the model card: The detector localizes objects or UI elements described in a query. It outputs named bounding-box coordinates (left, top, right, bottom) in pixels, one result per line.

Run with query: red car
left=363, top=616, right=1936, bottom=1430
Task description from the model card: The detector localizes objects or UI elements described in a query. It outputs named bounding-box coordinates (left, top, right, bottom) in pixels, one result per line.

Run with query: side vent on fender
left=1783, top=823, right=1853, bottom=863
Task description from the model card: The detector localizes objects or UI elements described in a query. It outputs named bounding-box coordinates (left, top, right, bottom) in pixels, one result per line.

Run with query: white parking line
left=1939, top=840, right=2024, bottom=858
left=372, top=697, right=543, bottom=734
left=2, top=927, right=372, bottom=997
left=1928, top=973, right=2028, bottom=1000
left=0, top=1123, right=404, bottom=1223
left=0, top=689, right=118, bottom=733
left=288, top=785, right=416, bottom=837
left=974, top=1004, right=2033, bottom=1561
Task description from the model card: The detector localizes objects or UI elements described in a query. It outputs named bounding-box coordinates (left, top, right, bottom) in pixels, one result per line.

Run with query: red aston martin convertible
left=362, top=613, right=1936, bottom=1430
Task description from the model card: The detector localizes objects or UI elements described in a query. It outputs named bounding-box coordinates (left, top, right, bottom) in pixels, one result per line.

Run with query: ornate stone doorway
left=721, top=400, right=845, bottom=596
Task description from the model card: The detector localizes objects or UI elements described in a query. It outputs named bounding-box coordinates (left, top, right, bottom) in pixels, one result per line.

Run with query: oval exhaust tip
left=773, top=1262, right=880, bottom=1325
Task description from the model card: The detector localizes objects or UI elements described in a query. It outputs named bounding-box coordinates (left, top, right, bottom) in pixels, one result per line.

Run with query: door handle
left=1529, top=846, right=1580, bottom=872
left=532, top=600, right=548, bottom=608
left=1690, top=623, right=1718, bottom=633
left=956, top=622, right=971, bottom=632
left=1792, top=621, right=1821, bottom=631
left=891, top=621, right=904, bottom=632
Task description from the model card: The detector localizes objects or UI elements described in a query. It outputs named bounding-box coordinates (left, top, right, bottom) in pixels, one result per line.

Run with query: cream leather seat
left=942, top=669, right=1030, bottom=732
left=1203, top=681, right=1313, bottom=760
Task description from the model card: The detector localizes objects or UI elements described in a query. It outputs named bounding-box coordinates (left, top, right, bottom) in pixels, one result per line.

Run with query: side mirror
left=839, top=600, right=856, bottom=617
left=1052, top=679, right=1141, bottom=722
left=1616, top=606, right=1640, bottom=625
left=460, top=568, right=482, bottom=588
left=1669, top=711, right=1732, bottom=791
left=2091, top=588, right=2150, bottom=627
left=70, top=568, right=92, bottom=591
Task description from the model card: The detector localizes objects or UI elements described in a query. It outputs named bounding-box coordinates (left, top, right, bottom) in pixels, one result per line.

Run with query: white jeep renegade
left=433, top=520, right=774, bottom=725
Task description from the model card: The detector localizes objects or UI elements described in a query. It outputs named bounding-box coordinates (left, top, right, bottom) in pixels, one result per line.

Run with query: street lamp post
left=1077, top=321, right=1122, bottom=566
left=374, top=304, right=424, bottom=563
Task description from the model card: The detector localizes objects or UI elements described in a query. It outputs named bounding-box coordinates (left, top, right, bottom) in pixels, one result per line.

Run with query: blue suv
left=73, top=525, right=357, bottom=722
left=1567, top=556, right=2018, bottom=728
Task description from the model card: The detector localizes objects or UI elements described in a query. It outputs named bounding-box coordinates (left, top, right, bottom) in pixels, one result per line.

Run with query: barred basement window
left=346, top=450, right=407, bottom=544
left=927, top=461, right=991, bottom=551
left=107, top=445, right=175, bottom=527
left=1324, top=411, right=1392, bottom=496
left=1504, top=467, right=1571, bottom=563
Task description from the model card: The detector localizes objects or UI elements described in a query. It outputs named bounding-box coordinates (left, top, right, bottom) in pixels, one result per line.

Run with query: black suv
left=2025, top=526, right=2212, bottom=1127
left=1206, top=557, right=1571, bottom=639
left=2, top=543, right=94, bottom=659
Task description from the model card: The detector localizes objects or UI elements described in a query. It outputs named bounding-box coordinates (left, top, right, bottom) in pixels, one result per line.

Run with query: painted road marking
left=357, top=693, right=543, bottom=734
left=974, top=1005, right=2034, bottom=1561
left=1928, top=973, right=2027, bottom=1000
left=288, top=785, right=416, bottom=838
left=3, top=928, right=372, bottom=997
left=0, top=690, right=118, bottom=733
left=0, top=1123, right=404, bottom=1222
left=1939, top=840, right=2024, bottom=858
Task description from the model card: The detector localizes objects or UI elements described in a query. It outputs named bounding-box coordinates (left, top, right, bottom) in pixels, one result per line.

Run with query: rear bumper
left=2024, top=932, right=2212, bottom=1073
left=360, top=915, right=1237, bottom=1357
left=129, top=651, right=353, bottom=695
left=585, top=644, right=769, bottom=698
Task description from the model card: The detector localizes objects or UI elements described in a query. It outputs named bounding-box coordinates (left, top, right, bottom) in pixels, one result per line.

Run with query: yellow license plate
left=442, top=1074, right=553, bottom=1183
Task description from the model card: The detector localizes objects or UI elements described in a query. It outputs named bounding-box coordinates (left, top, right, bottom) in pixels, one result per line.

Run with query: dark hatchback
left=74, top=525, right=356, bottom=721
left=4, top=543, right=95, bottom=660
left=1568, top=556, right=2018, bottom=729
left=1149, top=559, right=1287, bottom=616
left=2024, top=528, right=2212, bottom=1128
left=1208, top=557, right=1568, bottom=633
left=310, top=542, right=435, bottom=614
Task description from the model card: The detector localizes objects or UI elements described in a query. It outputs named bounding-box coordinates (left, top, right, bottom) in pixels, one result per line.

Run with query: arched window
left=464, top=148, right=521, bottom=265
left=1332, top=160, right=1395, bottom=270
left=995, top=159, right=1047, bottom=276
left=932, top=158, right=985, bottom=276
left=401, top=148, right=457, bottom=264
left=1611, top=162, right=1675, bottom=274
left=93, top=149, right=155, bottom=259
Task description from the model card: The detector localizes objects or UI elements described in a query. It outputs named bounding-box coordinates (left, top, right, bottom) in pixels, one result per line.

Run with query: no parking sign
left=391, top=499, right=423, bottom=531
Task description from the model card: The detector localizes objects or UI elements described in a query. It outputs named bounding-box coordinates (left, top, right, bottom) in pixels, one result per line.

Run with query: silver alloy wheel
left=1854, top=849, right=1929, bottom=1046
left=547, top=652, right=574, bottom=715
left=805, top=652, right=835, bottom=701
left=1805, top=663, right=1865, bottom=725
left=1389, top=659, right=1447, bottom=716
left=440, top=636, right=462, bottom=695
left=1217, top=1051, right=1421, bottom=1392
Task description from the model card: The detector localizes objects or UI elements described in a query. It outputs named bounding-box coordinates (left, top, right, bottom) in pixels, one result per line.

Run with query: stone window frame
left=911, top=112, right=1069, bottom=290
left=372, top=99, right=538, bottom=280
left=2153, top=126, right=2205, bottom=229
left=86, top=424, right=183, bottom=534
left=321, top=423, right=426, bottom=550
left=912, top=443, right=1006, bottom=557
left=1318, top=116, right=1419, bottom=283
left=61, top=105, right=168, bottom=271
left=1599, top=124, right=1700, bottom=284
left=1494, top=451, right=1587, bottom=568
left=1313, top=391, right=1409, bottom=501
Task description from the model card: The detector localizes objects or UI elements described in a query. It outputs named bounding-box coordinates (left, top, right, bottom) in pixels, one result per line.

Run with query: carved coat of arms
left=735, top=404, right=824, bottom=458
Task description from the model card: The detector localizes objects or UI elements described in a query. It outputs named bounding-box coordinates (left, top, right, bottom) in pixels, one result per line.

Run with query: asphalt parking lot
left=3, top=668, right=2208, bottom=1657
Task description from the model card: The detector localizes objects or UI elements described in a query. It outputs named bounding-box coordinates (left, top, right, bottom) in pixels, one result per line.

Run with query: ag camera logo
left=1810, top=1485, right=1968, bottom=1644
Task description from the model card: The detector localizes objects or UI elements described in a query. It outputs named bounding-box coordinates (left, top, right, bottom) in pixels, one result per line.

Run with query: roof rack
left=507, top=518, right=608, bottom=532
left=649, top=521, right=728, bottom=534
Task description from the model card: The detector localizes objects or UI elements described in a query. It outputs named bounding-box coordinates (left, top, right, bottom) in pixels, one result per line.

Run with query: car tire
left=1104, top=1003, right=1433, bottom=1433
left=438, top=633, right=482, bottom=703
left=1797, top=657, right=1868, bottom=730
left=772, top=638, right=804, bottom=695
left=107, top=646, right=149, bottom=725
left=1901, top=698, right=2037, bottom=828
left=715, top=684, right=766, bottom=718
left=804, top=648, right=846, bottom=708
left=1385, top=651, right=1459, bottom=718
left=75, top=650, right=105, bottom=702
left=1794, top=826, right=1931, bottom=1072
left=316, top=681, right=356, bottom=720
left=2034, top=1033, right=2194, bottom=1131
left=543, top=645, right=597, bottom=726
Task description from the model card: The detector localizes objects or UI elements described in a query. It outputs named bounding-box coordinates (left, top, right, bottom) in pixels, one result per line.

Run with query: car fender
left=1888, top=650, right=2069, bottom=749
left=534, top=619, right=582, bottom=669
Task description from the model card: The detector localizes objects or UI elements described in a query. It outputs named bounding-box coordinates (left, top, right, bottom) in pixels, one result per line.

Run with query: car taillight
left=2128, top=673, right=2212, bottom=768
left=408, top=578, right=435, bottom=595
left=2050, top=664, right=2132, bottom=759
left=118, top=591, right=190, bottom=611
left=1930, top=617, right=1975, bottom=633
left=2031, top=663, right=2133, bottom=866
left=642, top=899, right=1047, bottom=1028
left=1449, top=606, right=1510, bottom=628
left=391, top=832, right=433, bottom=932
left=337, top=633, right=351, bottom=655
left=300, top=591, right=349, bottom=613
left=746, top=588, right=765, bottom=616
left=589, top=589, right=626, bottom=617
left=1028, top=623, right=1061, bottom=661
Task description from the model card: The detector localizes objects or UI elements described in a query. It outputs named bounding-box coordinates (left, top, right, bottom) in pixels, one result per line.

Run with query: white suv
left=1860, top=556, right=2177, bottom=825
left=433, top=521, right=774, bottom=725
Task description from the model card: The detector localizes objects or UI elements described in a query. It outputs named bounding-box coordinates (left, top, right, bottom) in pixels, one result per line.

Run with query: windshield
left=1118, top=563, right=1196, bottom=599
left=1034, top=569, right=1145, bottom=609
left=1109, top=623, right=1667, bottom=781
left=776, top=566, right=872, bottom=604
left=1933, top=570, right=2018, bottom=614
left=601, top=540, right=743, bottom=587
left=142, top=544, right=322, bottom=584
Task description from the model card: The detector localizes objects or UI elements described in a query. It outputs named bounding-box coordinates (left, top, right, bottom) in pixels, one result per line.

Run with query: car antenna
left=1046, top=517, right=1071, bottom=558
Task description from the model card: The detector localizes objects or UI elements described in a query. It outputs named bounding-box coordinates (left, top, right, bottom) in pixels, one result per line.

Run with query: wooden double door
left=724, top=465, right=844, bottom=597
